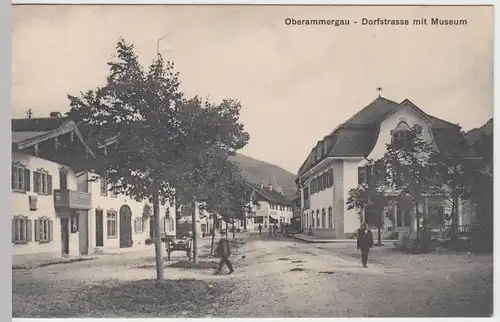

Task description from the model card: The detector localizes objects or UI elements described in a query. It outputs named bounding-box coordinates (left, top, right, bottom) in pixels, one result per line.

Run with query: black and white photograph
left=11, top=4, right=494, bottom=318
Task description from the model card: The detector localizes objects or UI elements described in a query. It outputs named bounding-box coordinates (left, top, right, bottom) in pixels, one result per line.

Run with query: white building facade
left=297, top=97, right=477, bottom=239
left=247, top=182, right=294, bottom=231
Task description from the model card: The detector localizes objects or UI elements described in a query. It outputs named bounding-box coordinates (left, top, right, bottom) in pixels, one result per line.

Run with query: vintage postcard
left=11, top=4, right=493, bottom=318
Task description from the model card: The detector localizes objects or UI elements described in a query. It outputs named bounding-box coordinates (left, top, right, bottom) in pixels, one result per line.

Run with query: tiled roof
left=12, top=131, right=49, bottom=143
left=247, top=183, right=293, bottom=205
left=12, top=117, right=67, bottom=132
left=298, top=96, right=466, bottom=176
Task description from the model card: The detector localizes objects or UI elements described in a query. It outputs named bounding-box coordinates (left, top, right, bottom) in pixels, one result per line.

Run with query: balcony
left=54, top=189, right=92, bottom=210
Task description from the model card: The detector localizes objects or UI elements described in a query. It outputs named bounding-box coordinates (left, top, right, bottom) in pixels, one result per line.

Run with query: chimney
left=50, top=112, right=62, bottom=118
left=267, top=182, right=273, bottom=191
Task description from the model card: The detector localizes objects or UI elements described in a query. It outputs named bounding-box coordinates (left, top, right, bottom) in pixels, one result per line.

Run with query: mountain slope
left=465, top=118, right=493, bottom=164
left=230, top=153, right=297, bottom=198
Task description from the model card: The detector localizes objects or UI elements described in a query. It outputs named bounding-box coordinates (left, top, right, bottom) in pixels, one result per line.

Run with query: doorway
left=95, top=209, right=104, bottom=247
left=119, top=205, right=133, bottom=248
left=61, top=218, right=70, bottom=256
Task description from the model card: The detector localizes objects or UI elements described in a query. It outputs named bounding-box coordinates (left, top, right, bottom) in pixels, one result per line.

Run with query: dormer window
left=391, top=122, right=413, bottom=150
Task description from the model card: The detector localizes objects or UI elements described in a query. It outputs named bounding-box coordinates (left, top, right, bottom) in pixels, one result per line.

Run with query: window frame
left=106, top=211, right=118, bottom=238
left=100, top=178, right=108, bottom=196
left=34, top=169, right=51, bottom=195
left=36, top=216, right=52, bottom=243
left=328, top=207, right=333, bottom=228
left=134, top=217, right=144, bottom=233
left=12, top=215, right=31, bottom=244
left=12, top=163, right=28, bottom=192
left=321, top=208, right=326, bottom=228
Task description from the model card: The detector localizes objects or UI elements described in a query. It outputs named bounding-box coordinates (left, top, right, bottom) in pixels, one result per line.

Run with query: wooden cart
left=162, top=235, right=193, bottom=261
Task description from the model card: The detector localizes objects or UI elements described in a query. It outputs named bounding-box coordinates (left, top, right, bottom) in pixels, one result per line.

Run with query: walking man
left=357, top=223, right=374, bottom=268
left=215, top=230, right=234, bottom=275
left=258, top=224, right=262, bottom=235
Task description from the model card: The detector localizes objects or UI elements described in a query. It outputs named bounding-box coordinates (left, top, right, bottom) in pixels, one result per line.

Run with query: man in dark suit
left=357, top=223, right=374, bottom=268
left=215, top=230, right=234, bottom=275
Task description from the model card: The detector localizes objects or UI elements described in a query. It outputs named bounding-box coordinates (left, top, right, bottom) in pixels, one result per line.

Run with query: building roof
left=12, top=117, right=95, bottom=157
left=246, top=182, right=293, bottom=206
left=298, top=96, right=471, bottom=177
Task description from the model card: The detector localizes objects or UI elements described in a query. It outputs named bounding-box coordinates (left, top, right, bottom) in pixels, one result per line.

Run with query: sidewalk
left=291, top=233, right=394, bottom=244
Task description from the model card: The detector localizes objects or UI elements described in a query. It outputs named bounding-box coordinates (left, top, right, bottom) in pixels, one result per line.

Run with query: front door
left=61, top=218, right=69, bottom=256
left=95, top=210, right=104, bottom=247
left=119, top=205, right=133, bottom=248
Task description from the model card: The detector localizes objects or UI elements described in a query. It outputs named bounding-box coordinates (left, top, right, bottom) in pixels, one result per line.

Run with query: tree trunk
left=210, top=214, right=216, bottom=255
left=243, top=215, right=247, bottom=230
left=191, top=201, right=198, bottom=264
left=377, top=211, right=382, bottom=245
left=450, top=196, right=459, bottom=241
left=152, top=192, right=164, bottom=281
left=232, top=220, right=235, bottom=239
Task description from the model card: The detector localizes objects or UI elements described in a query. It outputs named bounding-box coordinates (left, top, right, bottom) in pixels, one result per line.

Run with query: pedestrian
left=258, top=224, right=262, bottom=235
left=273, top=223, right=278, bottom=236
left=268, top=224, right=272, bottom=237
left=215, top=230, right=234, bottom=275
left=357, top=223, right=374, bottom=268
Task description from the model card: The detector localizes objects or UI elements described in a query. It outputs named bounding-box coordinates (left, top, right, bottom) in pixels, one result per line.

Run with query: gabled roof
left=12, top=117, right=96, bottom=158
left=246, top=182, right=293, bottom=206
left=298, top=96, right=467, bottom=177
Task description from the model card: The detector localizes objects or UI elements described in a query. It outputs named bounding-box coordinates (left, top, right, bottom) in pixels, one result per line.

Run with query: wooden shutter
left=49, top=220, right=53, bottom=241
left=34, top=219, right=40, bottom=242
left=11, top=218, right=16, bottom=243
left=27, top=219, right=33, bottom=242
left=358, top=167, right=365, bottom=185
left=48, top=175, right=53, bottom=195
left=11, top=165, right=15, bottom=190
left=24, top=169, right=31, bottom=192
left=33, top=172, right=40, bottom=193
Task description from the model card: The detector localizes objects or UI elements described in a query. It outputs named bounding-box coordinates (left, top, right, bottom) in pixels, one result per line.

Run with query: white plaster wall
left=12, top=151, right=79, bottom=256
left=366, top=104, right=434, bottom=161
left=343, top=160, right=364, bottom=235
left=86, top=173, right=176, bottom=252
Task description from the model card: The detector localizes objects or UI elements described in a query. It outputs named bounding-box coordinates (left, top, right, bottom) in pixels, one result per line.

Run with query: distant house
left=246, top=182, right=294, bottom=231
left=296, top=96, right=479, bottom=239
left=12, top=115, right=175, bottom=264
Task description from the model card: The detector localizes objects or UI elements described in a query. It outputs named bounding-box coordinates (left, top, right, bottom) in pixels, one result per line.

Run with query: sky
left=12, top=5, right=493, bottom=174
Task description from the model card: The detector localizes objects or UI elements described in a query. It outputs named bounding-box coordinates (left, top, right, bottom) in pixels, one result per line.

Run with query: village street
left=13, top=234, right=493, bottom=318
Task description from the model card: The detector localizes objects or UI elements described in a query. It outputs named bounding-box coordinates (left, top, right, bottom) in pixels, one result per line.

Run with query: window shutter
left=34, top=219, right=40, bottom=242
left=11, top=218, right=16, bottom=243
left=49, top=220, right=53, bottom=241
left=405, top=132, right=413, bottom=149
left=48, top=175, right=53, bottom=195
left=24, top=169, right=31, bottom=192
left=34, top=172, right=40, bottom=193
left=27, top=219, right=33, bottom=242
left=11, top=165, right=15, bottom=190
left=366, top=166, right=373, bottom=185
left=358, top=167, right=365, bottom=185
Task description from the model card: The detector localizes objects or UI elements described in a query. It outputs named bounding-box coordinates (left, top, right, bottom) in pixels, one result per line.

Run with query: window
left=321, top=208, right=326, bottom=228
left=328, top=207, right=333, bottom=228
left=428, top=204, right=445, bottom=225
left=12, top=164, right=30, bottom=192
left=358, top=167, right=366, bottom=185
left=59, top=168, right=68, bottom=190
left=100, top=178, right=108, bottom=196
left=397, top=208, right=412, bottom=227
left=373, top=160, right=386, bottom=184
left=255, top=216, right=264, bottom=224
left=33, top=170, right=52, bottom=195
left=161, top=217, right=167, bottom=233
left=311, top=213, right=315, bottom=228
left=12, top=215, right=31, bottom=244
left=35, top=217, right=53, bottom=243
left=134, top=217, right=144, bottom=233
left=316, top=210, right=320, bottom=228
left=167, top=218, right=174, bottom=232
left=392, top=122, right=413, bottom=150
left=107, top=211, right=117, bottom=238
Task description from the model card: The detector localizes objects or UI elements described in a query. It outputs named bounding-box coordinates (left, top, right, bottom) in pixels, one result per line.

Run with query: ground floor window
left=12, top=215, right=31, bottom=244
left=328, top=207, right=333, bottom=228
left=134, top=217, right=144, bottom=233
left=255, top=216, right=263, bottom=224
left=35, top=216, right=53, bottom=243
left=321, top=209, right=326, bottom=228
left=269, top=217, right=278, bottom=224
left=107, top=211, right=117, bottom=238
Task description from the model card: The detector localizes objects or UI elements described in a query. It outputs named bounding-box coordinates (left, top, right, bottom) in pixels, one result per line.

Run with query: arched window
left=316, top=209, right=320, bottom=228
left=321, top=208, right=326, bottom=228
left=391, top=121, right=413, bottom=150
left=311, top=212, right=315, bottom=228
left=328, top=207, right=333, bottom=228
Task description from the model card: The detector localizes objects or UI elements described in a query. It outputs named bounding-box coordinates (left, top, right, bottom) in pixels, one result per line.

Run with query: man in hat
left=357, top=223, right=374, bottom=268
left=215, top=230, right=234, bottom=274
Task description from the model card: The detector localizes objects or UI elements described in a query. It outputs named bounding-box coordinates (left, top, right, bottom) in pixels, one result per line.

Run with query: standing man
left=258, top=224, right=262, bottom=235
left=357, top=223, right=374, bottom=268
left=215, top=230, right=234, bottom=275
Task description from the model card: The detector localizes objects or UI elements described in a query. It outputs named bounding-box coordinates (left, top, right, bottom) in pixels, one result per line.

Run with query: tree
left=67, top=38, right=249, bottom=280
left=382, top=124, right=436, bottom=250
left=347, top=159, right=390, bottom=245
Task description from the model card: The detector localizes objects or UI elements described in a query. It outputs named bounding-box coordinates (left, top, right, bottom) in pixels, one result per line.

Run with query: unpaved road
left=13, top=233, right=493, bottom=318
left=225, top=234, right=493, bottom=317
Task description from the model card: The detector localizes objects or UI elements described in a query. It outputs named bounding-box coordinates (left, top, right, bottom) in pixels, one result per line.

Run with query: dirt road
left=225, top=234, right=493, bottom=317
